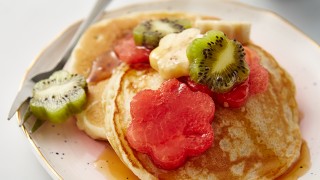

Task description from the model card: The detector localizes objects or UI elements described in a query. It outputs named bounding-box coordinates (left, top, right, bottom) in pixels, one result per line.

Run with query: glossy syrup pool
left=94, top=143, right=138, bottom=180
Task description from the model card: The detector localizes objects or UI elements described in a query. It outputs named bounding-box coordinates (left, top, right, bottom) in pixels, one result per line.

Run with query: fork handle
left=32, top=0, right=112, bottom=82
left=60, top=0, right=112, bottom=66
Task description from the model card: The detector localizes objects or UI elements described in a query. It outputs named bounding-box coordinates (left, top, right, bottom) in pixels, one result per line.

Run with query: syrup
left=94, top=144, right=138, bottom=180
left=277, top=141, right=311, bottom=180
left=87, top=51, right=120, bottom=83
left=95, top=141, right=309, bottom=179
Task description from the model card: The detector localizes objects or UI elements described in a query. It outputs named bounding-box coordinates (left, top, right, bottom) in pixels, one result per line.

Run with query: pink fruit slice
left=213, top=79, right=249, bottom=108
left=114, top=33, right=150, bottom=64
left=126, top=79, right=215, bottom=170
left=244, top=47, right=269, bottom=94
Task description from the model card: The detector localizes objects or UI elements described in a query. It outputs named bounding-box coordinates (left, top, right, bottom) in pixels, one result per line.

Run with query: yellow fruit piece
left=195, top=20, right=251, bottom=44
left=149, top=28, right=201, bottom=79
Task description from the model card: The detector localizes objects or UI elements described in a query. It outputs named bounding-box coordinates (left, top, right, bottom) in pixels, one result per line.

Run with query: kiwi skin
left=133, top=18, right=192, bottom=49
left=187, top=30, right=249, bottom=93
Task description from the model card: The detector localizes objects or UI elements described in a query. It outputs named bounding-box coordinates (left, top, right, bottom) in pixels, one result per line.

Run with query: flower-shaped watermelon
left=126, top=79, right=215, bottom=170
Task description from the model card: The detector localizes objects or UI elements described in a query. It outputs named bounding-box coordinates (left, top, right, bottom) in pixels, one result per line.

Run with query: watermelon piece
left=249, top=66, right=269, bottom=94
left=178, top=76, right=214, bottom=97
left=244, top=46, right=260, bottom=69
left=213, top=79, right=249, bottom=108
left=244, top=47, right=269, bottom=94
left=114, top=33, right=150, bottom=64
left=126, top=79, right=215, bottom=170
left=179, top=76, right=249, bottom=108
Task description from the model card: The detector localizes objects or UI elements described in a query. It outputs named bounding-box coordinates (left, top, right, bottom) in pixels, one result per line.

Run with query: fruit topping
left=178, top=76, right=213, bottom=97
left=30, top=70, right=87, bottom=123
left=213, top=78, right=249, bottom=108
left=150, top=28, right=201, bottom=79
left=126, top=79, right=215, bottom=170
left=212, top=47, right=269, bottom=107
left=244, top=47, right=269, bottom=94
left=244, top=46, right=260, bottom=69
left=249, top=67, right=269, bottom=94
left=180, top=76, right=249, bottom=108
left=114, top=33, right=151, bottom=64
left=187, top=30, right=250, bottom=93
left=133, top=18, right=192, bottom=49
left=195, top=20, right=251, bottom=44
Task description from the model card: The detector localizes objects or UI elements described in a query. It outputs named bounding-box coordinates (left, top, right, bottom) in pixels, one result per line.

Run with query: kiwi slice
left=29, top=70, right=87, bottom=123
left=133, top=18, right=192, bottom=49
left=187, top=30, right=249, bottom=93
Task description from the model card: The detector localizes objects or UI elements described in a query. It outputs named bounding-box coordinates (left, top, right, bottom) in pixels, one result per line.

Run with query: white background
left=0, top=0, right=319, bottom=179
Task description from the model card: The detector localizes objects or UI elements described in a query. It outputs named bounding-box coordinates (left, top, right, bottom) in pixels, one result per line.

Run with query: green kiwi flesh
left=187, top=30, right=249, bottom=93
left=29, top=70, right=87, bottom=123
left=133, top=18, right=192, bottom=49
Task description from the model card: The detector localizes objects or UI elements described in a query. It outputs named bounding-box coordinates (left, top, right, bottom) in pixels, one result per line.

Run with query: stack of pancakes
left=67, top=12, right=302, bottom=179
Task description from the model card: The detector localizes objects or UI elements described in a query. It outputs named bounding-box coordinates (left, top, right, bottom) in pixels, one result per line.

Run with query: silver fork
left=7, top=0, right=112, bottom=120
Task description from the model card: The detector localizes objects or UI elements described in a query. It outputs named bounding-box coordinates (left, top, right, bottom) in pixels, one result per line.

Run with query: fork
left=7, top=0, right=112, bottom=120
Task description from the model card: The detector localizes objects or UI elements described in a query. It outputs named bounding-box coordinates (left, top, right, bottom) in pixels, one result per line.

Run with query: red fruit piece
left=178, top=76, right=214, bottom=97
left=244, top=46, right=260, bottom=69
left=126, top=79, right=215, bottom=170
left=244, top=46, right=269, bottom=94
left=213, top=79, right=249, bottom=108
left=114, top=34, right=150, bottom=64
left=249, top=65, right=269, bottom=94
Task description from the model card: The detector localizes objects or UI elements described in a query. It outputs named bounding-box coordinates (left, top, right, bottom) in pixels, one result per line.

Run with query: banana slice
left=149, top=28, right=201, bottom=79
left=195, top=20, right=251, bottom=44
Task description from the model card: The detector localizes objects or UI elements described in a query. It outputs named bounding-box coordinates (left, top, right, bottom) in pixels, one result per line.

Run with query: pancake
left=66, top=12, right=207, bottom=140
left=67, top=11, right=302, bottom=179
left=104, top=43, right=301, bottom=179
left=75, top=79, right=108, bottom=140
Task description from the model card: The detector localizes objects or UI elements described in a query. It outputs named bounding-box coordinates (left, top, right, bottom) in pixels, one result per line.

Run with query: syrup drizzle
left=94, top=144, right=138, bottom=180
left=277, top=141, right=311, bottom=179
left=87, top=51, right=120, bottom=83
left=95, top=141, right=310, bottom=179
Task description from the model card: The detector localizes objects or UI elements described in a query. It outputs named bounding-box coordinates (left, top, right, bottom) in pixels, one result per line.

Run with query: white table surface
left=1, top=0, right=319, bottom=179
